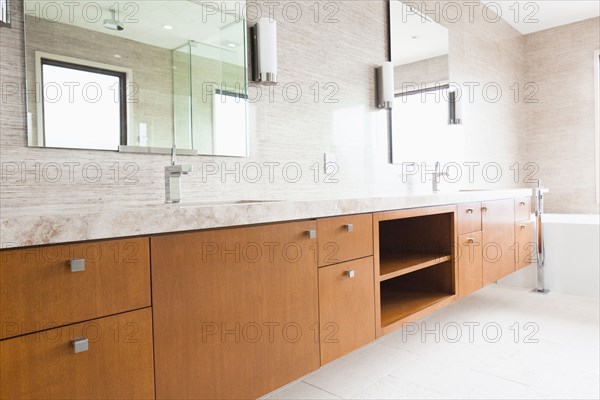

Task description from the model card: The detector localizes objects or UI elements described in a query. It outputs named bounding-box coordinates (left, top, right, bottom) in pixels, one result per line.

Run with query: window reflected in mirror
left=38, top=58, right=126, bottom=150
left=24, top=0, right=249, bottom=156
left=389, top=0, right=463, bottom=165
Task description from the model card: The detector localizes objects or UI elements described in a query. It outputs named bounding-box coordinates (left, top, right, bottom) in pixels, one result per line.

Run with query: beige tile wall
left=522, top=17, right=600, bottom=214
left=0, top=0, right=549, bottom=212
left=394, top=55, right=449, bottom=91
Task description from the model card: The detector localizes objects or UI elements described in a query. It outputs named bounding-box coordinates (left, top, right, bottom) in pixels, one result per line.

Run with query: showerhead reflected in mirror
left=389, top=0, right=464, bottom=165
left=23, top=0, right=248, bottom=157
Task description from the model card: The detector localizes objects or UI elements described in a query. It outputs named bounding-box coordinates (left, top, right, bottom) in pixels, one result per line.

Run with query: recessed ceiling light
left=411, top=35, right=420, bottom=40
left=222, top=40, right=238, bottom=48
left=114, top=54, right=122, bottom=58
left=163, top=25, right=173, bottom=30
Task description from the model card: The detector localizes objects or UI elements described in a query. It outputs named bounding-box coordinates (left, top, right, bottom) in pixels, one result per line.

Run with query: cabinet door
left=514, top=197, right=531, bottom=222
left=0, top=308, right=154, bottom=400
left=319, top=257, right=375, bottom=365
left=317, top=214, right=373, bottom=267
left=515, top=221, right=534, bottom=270
left=458, top=232, right=483, bottom=297
left=0, top=237, right=151, bottom=339
left=457, top=202, right=482, bottom=235
left=151, top=221, right=320, bottom=400
left=482, top=199, right=515, bottom=283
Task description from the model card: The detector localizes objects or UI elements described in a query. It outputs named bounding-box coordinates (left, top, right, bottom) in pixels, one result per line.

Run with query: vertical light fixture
left=251, top=17, right=277, bottom=85
left=376, top=61, right=394, bottom=109
left=0, top=0, right=10, bottom=28
left=448, top=88, right=462, bottom=125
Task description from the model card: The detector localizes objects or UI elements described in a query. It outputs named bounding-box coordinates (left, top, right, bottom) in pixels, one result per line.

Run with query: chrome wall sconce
left=1, top=0, right=10, bottom=28
left=448, top=88, right=462, bottom=125
left=250, top=17, right=277, bottom=85
left=376, top=61, right=394, bottom=109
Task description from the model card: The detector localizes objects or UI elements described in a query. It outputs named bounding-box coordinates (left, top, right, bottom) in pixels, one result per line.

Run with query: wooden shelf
left=380, top=289, right=453, bottom=327
left=379, top=254, right=452, bottom=282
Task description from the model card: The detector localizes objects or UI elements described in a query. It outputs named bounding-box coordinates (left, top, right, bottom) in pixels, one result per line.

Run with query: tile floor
left=261, top=285, right=600, bottom=399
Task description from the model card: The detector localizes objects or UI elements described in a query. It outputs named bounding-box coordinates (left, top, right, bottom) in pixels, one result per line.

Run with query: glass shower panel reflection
left=173, top=42, right=192, bottom=150
left=172, top=14, right=248, bottom=157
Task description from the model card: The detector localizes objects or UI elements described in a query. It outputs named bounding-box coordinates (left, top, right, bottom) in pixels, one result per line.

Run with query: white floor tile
left=261, top=381, right=341, bottom=399
left=267, top=285, right=599, bottom=399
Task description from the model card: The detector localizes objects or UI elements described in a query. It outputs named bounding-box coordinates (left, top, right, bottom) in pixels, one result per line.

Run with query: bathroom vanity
left=0, top=190, right=534, bottom=399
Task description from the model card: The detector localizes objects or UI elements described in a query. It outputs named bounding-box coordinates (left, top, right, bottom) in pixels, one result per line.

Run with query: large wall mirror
left=389, top=0, right=463, bottom=165
left=24, top=0, right=249, bottom=157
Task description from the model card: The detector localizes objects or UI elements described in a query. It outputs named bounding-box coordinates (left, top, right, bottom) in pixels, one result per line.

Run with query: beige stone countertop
left=1, top=189, right=532, bottom=247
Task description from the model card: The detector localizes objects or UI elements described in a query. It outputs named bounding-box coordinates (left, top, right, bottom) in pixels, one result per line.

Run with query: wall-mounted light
left=1, top=0, right=10, bottom=28
left=448, top=88, right=462, bottom=125
left=376, top=62, right=394, bottom=109
left=250, top=18, right=277, bottom=85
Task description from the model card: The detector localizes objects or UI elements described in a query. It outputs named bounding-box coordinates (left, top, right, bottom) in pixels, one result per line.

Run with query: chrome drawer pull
left=306, top=230, right=317, bottom=239
left=345, top=270, right=355, bottom=278
left=481, top=207, right=488, bottom=212
left=467, top=238, right=476, bottom=244
left=68, top=259, right=85, bottom=273
left=344, top=224, right=354, bottom=232
left=520, top=225, right=526, bottom=230
left=520, top=201, right=526, bottom=206
left=466, top=209, right=474, bottom=214
left=72, top=338, right=88, bottom=354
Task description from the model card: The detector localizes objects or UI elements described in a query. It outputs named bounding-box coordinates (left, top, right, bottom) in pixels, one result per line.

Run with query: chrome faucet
left=165, top=145, right=192, bottom=203
left=426, top=162, right=447, bottom=192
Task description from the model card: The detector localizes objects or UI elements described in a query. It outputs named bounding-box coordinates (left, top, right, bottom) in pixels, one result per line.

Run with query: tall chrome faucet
left=426, top=162, right=446, bottom=192
left=165, top=145, right=192, bottom=203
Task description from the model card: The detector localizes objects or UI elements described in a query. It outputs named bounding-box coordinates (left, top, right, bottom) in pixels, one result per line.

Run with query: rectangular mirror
left=24, top=0, right=248, bottom=157
left=389, top=0, right=463, bottom=165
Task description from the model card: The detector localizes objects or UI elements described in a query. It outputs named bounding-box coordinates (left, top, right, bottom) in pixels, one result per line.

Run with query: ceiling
left=480, top=0, right=600, bottom=34
left=390, top=1, right=449, bottom=66
left=24, top=0, right=246, bottom=63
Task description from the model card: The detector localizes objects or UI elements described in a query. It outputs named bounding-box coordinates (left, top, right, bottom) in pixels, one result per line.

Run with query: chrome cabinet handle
left=345, top=270, right=355, bottom=278
left=344, top=224, right=354, bottom=232
left=466, top=209, right=474, bottom=214
left=520, top=225, right=526, bottom=230
left=306, top=230, right=317, bottom=239
left=72, top=338, right=89, bottom=354
left=481, top=206, right=488, bottom=212
left=466, top=238, right=476, bottom=244
left=520, top=201, right=526, bottom=206
left=68, top=259, right=85, bottom=273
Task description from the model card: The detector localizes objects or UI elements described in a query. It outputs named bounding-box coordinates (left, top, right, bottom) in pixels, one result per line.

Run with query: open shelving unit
left=374, top=206, right=457, bottom=336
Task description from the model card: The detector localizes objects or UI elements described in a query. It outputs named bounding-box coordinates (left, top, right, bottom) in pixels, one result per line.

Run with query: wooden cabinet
left=151, top=221, right=320, bottom=399
left=0, top=308, right=155, bottom=400
left=457, top=203, right=483, bottom=297
left=482, top=199, right=515, bottom=283
left=318, top=257, right=375, bottom=365
left=514, top=197, right=531, bottom=222
left=515, top=220, right=534, bottom=270
left=514, top=196, right=533, bottom=270
left=458, top=232, right=483, bottom=297
left=317, top=214, right=373, bottom=267
left=0, top=237, right=151, bottom=339
left=373, top=206, right=457, bottom=337
left=458, top=202, right=482, bottom=235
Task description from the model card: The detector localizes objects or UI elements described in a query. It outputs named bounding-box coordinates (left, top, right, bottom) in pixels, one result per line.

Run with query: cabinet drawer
left=457, top=202, right=482, bottom=235
left=458, top=232, right=483, bottom=297
left=0, top=308, right=155, bottom=399
left=515, top=221, right=534, bottom=270
left=317, top=214, right=373, bottom=267
left=515, top=197, right=531, bottom=221
left=0, top=237, right=151, bottom=339
left=319, top=257, right=375, bottom=365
